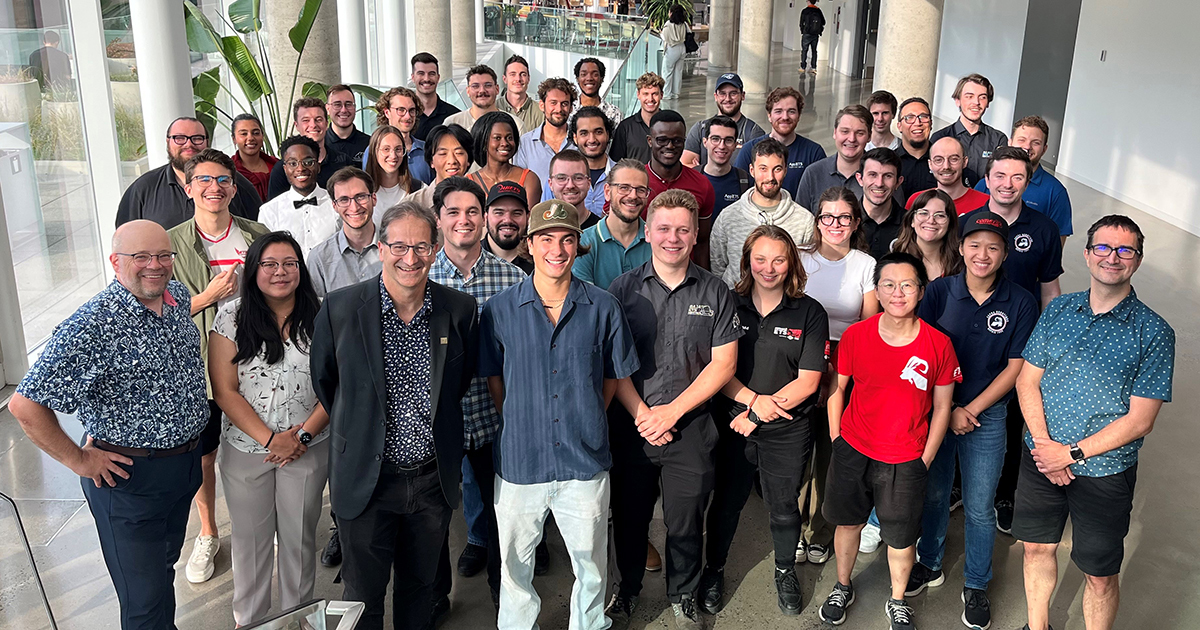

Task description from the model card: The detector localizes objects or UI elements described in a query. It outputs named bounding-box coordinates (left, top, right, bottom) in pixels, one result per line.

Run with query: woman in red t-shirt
left=816, top=251, right=960, bottom=629
left=231, top=114, right=277, bottom=203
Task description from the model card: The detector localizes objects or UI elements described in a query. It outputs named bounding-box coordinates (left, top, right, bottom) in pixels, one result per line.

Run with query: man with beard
left=411, top=52, right=461, bottom=143
left=569, top=106, right=617, bottom=214
left=795, top=104, right=872, bottom=214
left=906, top=137, right=989, bottom=215
left=445, top=65, right=526, bottom=136
left=267, top=98, right=350, bottom=199
left=681, top=73, right=766, bottom=168
left=116, top=117, right=262, bottom=228
left=711, top=138, right=815, bottom=288
left=514, top=78, right=577, bottom=183
left=895, top=97, right=937, bottom=199
left=699, top=116, right=752, bottom=220
left=325, top=84, right=371, bottom=165
left=610, top=72, right=664, bottom=163
left=931, top=73, right=1008, bottom=181
left=547, top=150, right=602, bottom=229
left=575, top=159, right=652, bottom=289
left=975, top=115, right=1074, bottom=245
left=497, top=55, right=542, bottom=132
left=857, top=148, right=906, bottom=260
left=734, top=87, right=826, bottom=200
left=483, top=181, right=534, bottom=274
left=571, top=57, right=624, bottom=127
left=645, top=110, right=716, bottom=268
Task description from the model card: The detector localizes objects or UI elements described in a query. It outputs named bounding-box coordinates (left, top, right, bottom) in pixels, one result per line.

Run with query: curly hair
left=537, top=77, right=578, bottom=103
left=374, top=86, right=420, bottom=128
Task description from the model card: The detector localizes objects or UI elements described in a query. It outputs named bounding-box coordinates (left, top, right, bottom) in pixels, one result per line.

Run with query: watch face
left=299, top=431, right=312, bottom=445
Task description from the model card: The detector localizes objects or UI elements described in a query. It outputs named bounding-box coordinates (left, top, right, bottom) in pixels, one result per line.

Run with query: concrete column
left=736, top=0, right=774, bottom=98
left=266, top=0, right=340, bottom=115
left=338, top=0, right=368, bottom=84
left=451, top=0, right=477, bottom=66
left=708, top=0, right=736, bottom=70
left=413, top=0, right=453, bottom=74
left=378, top=0, right=407, bottom=86
left=873, top=0, right=945, bottom=102
left=129, top=0, right=193, bottom=167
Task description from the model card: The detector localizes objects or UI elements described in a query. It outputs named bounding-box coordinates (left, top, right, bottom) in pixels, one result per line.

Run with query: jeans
left=435, top=445, right=501, bottom=600
left=800, top=34, right=819, bottom=69
left=916, top=401, right=1008, bottom=590
left=662, top=43, right=686, bottom=98
left=995, top=396, right=1025, bottom=504
left=463, top=455, right=487, bottom=547
left=495, top=473, right=611, bottom=630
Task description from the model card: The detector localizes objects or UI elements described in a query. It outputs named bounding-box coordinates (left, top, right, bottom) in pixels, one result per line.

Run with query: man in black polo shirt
left=411, top=52, right=461, bottom=143
left=895, top=97, right=936, bottom=199
left=610, top=72, right=663, bottom=163
left=266, top=97, right=349, bottom=199
left=116, top=117, right=262, bottom=228
left=930, top=73, right=1009, bottom=181
left=858, top=148, right=905, bottom=260
left=325, top=84, right=371, bottom=165
left=607, top=189, right=741, bottom=630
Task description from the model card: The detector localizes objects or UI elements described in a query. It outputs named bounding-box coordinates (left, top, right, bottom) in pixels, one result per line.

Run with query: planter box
left=0, top=80, right=41, bottom=123
left=112, top=81, right=141, bottom=111
left=107, top=57, right=136, bottom=75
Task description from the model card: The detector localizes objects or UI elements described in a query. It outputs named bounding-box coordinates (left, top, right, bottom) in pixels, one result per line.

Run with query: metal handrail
left=0, top=491, right=59, bottom=630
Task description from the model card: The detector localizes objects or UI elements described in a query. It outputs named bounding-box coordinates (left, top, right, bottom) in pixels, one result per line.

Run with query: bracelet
left=748, top=393, right=759, bottom=410
left=264, top=433, right=275, bottom=449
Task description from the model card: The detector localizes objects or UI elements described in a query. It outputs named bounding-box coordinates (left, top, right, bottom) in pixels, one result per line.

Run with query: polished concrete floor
left=2, top=45, right=1199, bottom=630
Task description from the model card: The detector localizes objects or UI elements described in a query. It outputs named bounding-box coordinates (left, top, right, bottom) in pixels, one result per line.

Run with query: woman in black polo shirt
left=698, top=225, right=829, bottom=617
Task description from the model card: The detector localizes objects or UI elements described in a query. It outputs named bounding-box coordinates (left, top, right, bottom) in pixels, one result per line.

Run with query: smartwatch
left=1068, top=443, right=1085, bottom=465
left=297, top=428, right=313, bottom=445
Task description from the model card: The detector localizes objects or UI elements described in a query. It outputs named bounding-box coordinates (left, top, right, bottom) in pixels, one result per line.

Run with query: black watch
left=1068, top=443, right=1085, bottom=464
left=297, top=428, right=313, bottom=445
left=747, top=409, right=764, bottom=426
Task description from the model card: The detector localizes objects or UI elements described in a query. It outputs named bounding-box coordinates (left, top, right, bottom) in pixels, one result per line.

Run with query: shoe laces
left=676, top=597, right=698, bottom=619
left=889, top=600, right=914, bottom=624
left=995, top=499, right=1014, bottom=510
left=776, top=569, right=801, bottom=593
left=826, top=585, right=852, bottom=608
left=965, top=588, right=990, bottom=612
left=193, top=536, right=218, bottom=555
left=608, top=594, right=635, bottom=615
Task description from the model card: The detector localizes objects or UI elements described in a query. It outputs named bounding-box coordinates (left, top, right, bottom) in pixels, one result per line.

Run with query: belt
left=93, top=437, right=201, bottom=459
left=381, top=456, right=438, bottom=477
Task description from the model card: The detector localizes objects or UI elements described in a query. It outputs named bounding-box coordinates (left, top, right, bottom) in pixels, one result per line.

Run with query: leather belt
left=94, top=437, right=201, bottom=459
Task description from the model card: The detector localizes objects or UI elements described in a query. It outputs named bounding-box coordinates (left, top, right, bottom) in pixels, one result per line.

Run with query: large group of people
left=8, top=44, right=1175, bottom=630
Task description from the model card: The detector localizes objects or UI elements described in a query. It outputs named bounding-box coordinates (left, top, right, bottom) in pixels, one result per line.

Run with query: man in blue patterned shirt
left=10, top=220, right=208, bottom=630
left=1013, top=215, right=1175, bottom=630
left=428, top=177, right=525, bottom=610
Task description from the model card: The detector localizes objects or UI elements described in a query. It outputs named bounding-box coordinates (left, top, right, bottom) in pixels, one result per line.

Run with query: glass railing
left=482, top=1, right=649, bottom=59
left=604, top=26, right=663, bottom=117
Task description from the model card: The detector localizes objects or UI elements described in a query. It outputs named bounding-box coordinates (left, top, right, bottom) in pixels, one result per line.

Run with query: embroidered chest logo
left=986, top=310, right=1009, bottom=334
left=1013, top=233, right=1033, bottom=252
left=688, top=304, right=715, bottom=317
left=900, top=356, right=930, bottom=391
left=774, top=326, right=804, bottom=341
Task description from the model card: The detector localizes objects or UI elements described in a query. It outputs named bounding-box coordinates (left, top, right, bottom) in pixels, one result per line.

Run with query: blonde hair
left=635, top=72, right=665, bottom=91
left=646, top=189, right=698, bottom=225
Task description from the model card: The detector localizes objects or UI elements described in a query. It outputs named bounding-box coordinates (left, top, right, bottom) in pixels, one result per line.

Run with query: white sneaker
left=859, top=524, right=881, bottom=554
left=795, top=537, right=808, bottom=563
left=186, top=535, right=220, bottom=583
left=809, top=68, right=818, bottom=75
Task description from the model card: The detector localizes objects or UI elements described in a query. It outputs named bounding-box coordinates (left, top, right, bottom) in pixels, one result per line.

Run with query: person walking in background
left=209, top=232, right=330, bottom=627
left=798, top=0, right=825, bottom=75
left=660, top=5, right=691, bottom=100
left=231, top=114, right=278, bottom=203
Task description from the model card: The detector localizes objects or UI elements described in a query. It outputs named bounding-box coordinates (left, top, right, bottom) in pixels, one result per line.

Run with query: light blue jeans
left=916, top=400, right=1008, bottom=590
left=495, top=472, right=612, bottom=630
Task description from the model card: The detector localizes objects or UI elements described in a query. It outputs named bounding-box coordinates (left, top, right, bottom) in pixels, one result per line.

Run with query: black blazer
left=311, top=276, right=478, bottom=520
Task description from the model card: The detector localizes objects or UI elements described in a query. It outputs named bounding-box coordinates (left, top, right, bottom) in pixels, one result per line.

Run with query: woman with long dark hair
left=364, top=124, right=424, bottom=225
left=660, top=5, right=690, bottom=99
left=469, top=111, right=542, bottom=208
left=698, top=225, right=829, bottom=617
left=893, top=188, right=964, bottom=280
left=208, top=231, right=330, bottom=627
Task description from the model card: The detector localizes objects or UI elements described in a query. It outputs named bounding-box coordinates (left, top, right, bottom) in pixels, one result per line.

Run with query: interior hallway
left=1, top=45, right=1197, bottom=630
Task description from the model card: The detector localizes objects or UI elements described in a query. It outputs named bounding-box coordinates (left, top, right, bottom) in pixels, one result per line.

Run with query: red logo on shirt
left=774, top=326, right=804, bottom=341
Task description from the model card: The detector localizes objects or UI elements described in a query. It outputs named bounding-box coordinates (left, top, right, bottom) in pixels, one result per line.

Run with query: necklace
left=541, top=298, right=566, bottom=308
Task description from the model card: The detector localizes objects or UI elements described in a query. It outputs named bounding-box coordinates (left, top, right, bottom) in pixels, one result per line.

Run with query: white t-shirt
left=198, top=219, right=249, bottom=308
left=257, top=186, right=339, bottom=258
left=374, top=184, right=406, bottom=230
left=801, top=249, right=876, bottom=341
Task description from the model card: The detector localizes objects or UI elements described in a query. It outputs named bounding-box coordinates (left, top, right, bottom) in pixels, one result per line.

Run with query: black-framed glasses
left=706, top=135, right=737, bottom=147
left=333, top=193, right=374, bottom=208
left=900, top=113, right=932, bottom=124
left=381, top=240, right=435, bottom=257
left=115, top=252, right=177, bottom=267
left=283, top=158, right=318, bottom=169
left=1088, top=244, right=1141, bottom=260
left=190, top=175, right=234, bottom=187
left=652, top=136, right=685, bottom=148
left=818, top=214, right=855, bottom=227
left=168, top=134, right=207, bottom=146
left=258, top=260, right=302, bottom=272
left=611, top=183, right=651, bottom=197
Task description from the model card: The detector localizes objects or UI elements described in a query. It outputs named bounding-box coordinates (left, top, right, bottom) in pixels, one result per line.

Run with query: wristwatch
left=297, top=428, right=313, bottom=445
left=747, top=410, right=764, bottom=426
left=1068, top=443, right=1085, bottom=465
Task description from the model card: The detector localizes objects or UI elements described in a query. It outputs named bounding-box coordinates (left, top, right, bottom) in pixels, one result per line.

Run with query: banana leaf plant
left=640, top=0, right=694, bottom=30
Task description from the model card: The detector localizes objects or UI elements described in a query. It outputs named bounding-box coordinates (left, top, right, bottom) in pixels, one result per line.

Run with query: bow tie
left=293, top=197, right=318, bottom=209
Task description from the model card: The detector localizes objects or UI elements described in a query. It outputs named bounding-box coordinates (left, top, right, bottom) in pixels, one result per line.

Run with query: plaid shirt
left=430, top=248, right=527, bottom=449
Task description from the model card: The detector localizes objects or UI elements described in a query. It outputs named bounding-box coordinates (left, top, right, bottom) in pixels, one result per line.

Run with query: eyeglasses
left=930, top=155, right=962, bottom=167
left=258, top=260, right=301, bottom=272
left=116, top=252, right=176, bottom=267
left=328, top=101, right=355, bottom=111
left=818, top=214, right=855, bottom=227
left=652, top=136, right=685, bottom=148
left=190, top=175, right=234, bottom=187
left=877, top=280, right=920, bottom=295
left=469, top=82, right=496, bottom=91
left=611, top=183, right=651, bottom=197
left=1088, top=244, right=1141, bottom=260
left=381, top=240, right=435, bottom=257
left=914, top=209, right=949, bottom=223
left=707, top=136, right=737, bottom=147
left=899, top=113, right=932, bottom=124
left=284, top=158, right=318, bottom=169
left=551, top=174, right=590, bottom=185
left=168, top=134, right=207, bottom=146
left=389, top=106, right=419, bottom=118
left=333, top=193, right=374, bottom=208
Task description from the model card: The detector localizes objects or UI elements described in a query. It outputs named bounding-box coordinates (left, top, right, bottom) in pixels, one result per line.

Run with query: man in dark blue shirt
left=734, top=87, right=826, bottom=200
left=480, top=199, right=640, bottom=630
left=699, top=115, right=752, bottom=220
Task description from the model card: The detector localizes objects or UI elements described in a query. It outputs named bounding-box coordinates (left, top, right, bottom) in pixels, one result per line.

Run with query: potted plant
left=41, top=83, right=79, bottom=124
left=0, top=67, right=41, bottom=124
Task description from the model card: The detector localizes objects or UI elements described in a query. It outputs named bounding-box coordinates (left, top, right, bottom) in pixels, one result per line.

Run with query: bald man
left=10, top=220, right=209, bottom=630
left=905, top=136, right=989, bottom=215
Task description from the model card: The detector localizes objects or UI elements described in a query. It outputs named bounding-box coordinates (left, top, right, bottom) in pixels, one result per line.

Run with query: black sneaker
left=605, top=593, right=638, bottom=630
left=429, top=595, right=450, bottom=628
left=904, top=562, right=945, bottom=597
left=699, top=567, right=724, bottom=614
left=950, top=485, right=964, bottom=511
left=819, top=581, right=855, bottom=625
left=321, top=526, right=342, bottom=567
left=995, top=500, right=1014, bottom=535
left=670, top=596, right=705, bottom=630
left=534, top=539, right=550, bottom=575
left=775, top=567, right=802, bottom=615
left=886, top=598, right=916, bottom=630
left=456, top=542, right=488, bottom=577
left=961, top=588, right=991, bottom=629
left=1019, top=626, right=1054, bottom=630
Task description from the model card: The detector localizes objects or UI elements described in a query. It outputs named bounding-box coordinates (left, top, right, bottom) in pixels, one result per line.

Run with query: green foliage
left=114, top=100, right=147, bottom=161
left=640, top=0, right=693, bottom=29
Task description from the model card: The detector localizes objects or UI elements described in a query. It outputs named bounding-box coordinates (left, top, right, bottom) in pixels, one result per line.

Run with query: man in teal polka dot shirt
left=1011, top=214, right=1175, bottom=630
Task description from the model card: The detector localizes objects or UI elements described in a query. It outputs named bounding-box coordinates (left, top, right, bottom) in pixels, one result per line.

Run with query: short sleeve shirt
left=801, top=249, right=876, bottom=341
left=645, top=165, right=716, bottom=220
left=837, top=314, right=962, bottom=463
left=862, top=200, right=904, bottom=260
left=684, top=114, right=767, bottom=167
left=959, top=203, right=1063, bottom=304
left=794, top=155, right=864, bottom=217
left=704, top=168, right=750, bottom=220
left=574, top=217, right=652, bottom=290
left=729, top=294, right=830, bottom=419
left=1022, top=289, right=1175, bottom=476
left=609, top=112, right=652, bottom=164
left=930, top=120, right=1009, bottom=181
left=975, top=165, right=1073, bottom=236
left=735, top=133, right=827, bottom=201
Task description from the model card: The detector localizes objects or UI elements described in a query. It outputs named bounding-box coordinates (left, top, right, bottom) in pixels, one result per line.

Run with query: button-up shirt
left=960, top=203, right=1063, bottom=304
left=479, top=276, right=640, bottom=484
left=1022, top=289, right=1175, bottom=477
left=17, top=280, right=208, bottom=449
left=430, top=248, right=526, bottom=449
left=574, top=216, right=651, bottom=290
left=570, top=96, right=624, bottom=128
left=734, top=133, right=826, bottom=200
left=308, top=228, right=383, bottom=297
left=380, top=280, right=435, bottom=465
left=482, top=238, right=534, bottom=274
left=115, top=163, right=262, bottom=229
left=975, top=165, right=1073, bottom=237
left=930, top=119, right=1009, bottom=181
left=514, top=124, right=576, bottom=182
left=257, top=185, right=340, bottom=258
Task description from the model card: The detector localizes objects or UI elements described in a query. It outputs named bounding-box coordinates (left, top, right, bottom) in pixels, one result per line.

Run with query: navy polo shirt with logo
left=734, top=133, right=827, bottom=200
left=960, top=203, right=1063, bottom=304
left=728, top=293, right=830, bottom=419
left=919, top=272, right=1039, bottom=406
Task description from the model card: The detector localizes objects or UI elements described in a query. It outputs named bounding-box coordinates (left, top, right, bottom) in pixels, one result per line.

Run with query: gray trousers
left=219, top=438, right=330, bottom=626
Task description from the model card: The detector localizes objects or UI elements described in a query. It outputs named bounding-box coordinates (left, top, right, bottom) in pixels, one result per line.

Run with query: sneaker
left=699, top=567, right=724, bottom=614
left=185, top=535, right=219, bottom=583
left=950, top=485, right=964, bottom=511
left=995, top=500, right=1014, bottom=535
left=775, top=567, right=802, bottom=615
left=646, top=541, right=663, bottom=571
left=809, top=68, right=818, bottom=75
left=807, top=542, right=832, bottom=564
left=535, top=539, right=550, bottom=575
left=605, top=593, right=638, bottom=630
left=859, top=523, right=882, bottom=553
left=795, top=537, right=808, bottom=563
left=886, top=598, right=916, bottom=630
left=818, top=581, right=855, bottom=625
left=456, top=542, right=488, bottom=577
left=429, top=595, right=450, bottom=628
left=961, top=588, right=991, bottom=629
left=671, top=596, right=705, bottom=630
left=904, top=562, right=945, bottom=597
left=798, top=66, right=807, bottom=73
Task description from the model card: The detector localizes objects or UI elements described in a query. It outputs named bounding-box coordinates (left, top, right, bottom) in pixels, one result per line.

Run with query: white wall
left=1057, top=0, right=1200, bottom=235
left=931, top=0, right=1027, bottom=133
left=826, top=0, right=859, bottom=77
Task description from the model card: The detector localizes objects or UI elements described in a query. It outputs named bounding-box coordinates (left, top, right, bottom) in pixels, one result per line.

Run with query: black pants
left=337, top=463, right=451, bottom=630
left=83, top=445, right=202, bottom=630
left=434, top=444, right=501, bottom=600
left=994, top=397, right=1025, bottom=504
left=610, top=411, right=717, bottom=602
left=801, top=34, right=819, bottom=69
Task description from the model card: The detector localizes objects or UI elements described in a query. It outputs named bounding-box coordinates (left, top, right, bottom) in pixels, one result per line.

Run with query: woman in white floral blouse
left=209, top=231, right=330, bottom=626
